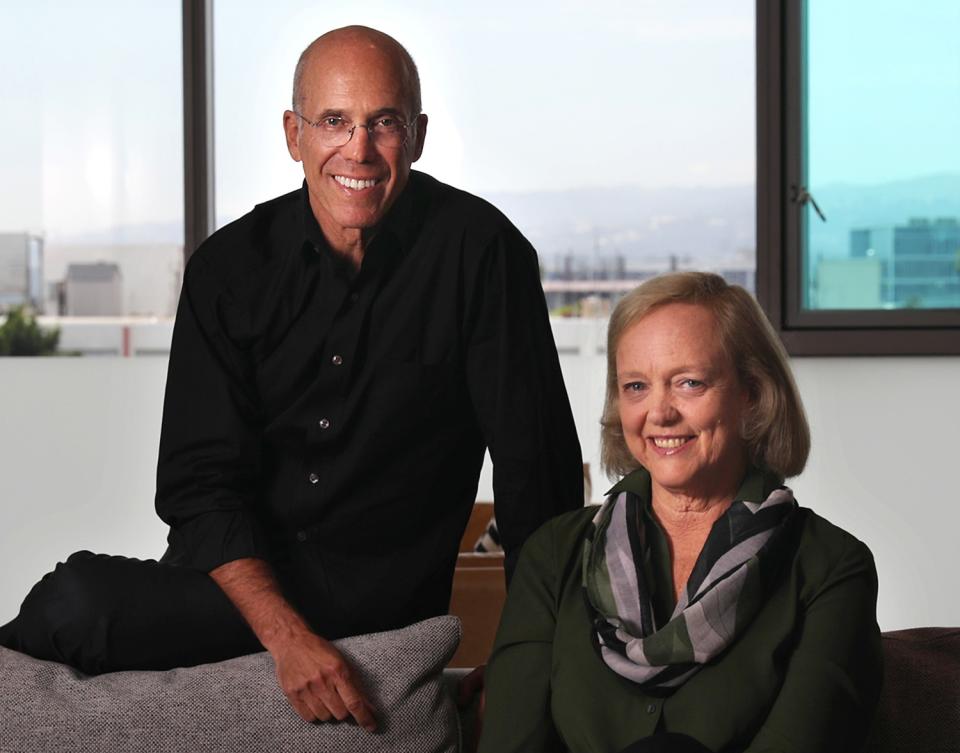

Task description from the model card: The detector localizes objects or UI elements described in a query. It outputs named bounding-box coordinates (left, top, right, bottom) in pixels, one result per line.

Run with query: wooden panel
left=448, top=552, right=505, bottom=668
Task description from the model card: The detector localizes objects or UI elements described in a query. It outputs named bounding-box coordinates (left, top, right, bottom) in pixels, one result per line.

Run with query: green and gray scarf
left=582, top=474, right=797, bottom=690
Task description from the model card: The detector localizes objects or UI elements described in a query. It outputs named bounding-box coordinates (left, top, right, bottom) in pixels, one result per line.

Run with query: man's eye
left=373, top=116, right=401, bottom=132
left=322, top=116, right=346, bottom=129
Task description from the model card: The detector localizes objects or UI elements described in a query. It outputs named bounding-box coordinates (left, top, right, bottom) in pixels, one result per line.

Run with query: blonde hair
left=600, top=272, right=809, bottom=480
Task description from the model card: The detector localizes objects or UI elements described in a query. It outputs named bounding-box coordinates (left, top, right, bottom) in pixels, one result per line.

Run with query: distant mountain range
left=48, top=172, right=960, bottom=266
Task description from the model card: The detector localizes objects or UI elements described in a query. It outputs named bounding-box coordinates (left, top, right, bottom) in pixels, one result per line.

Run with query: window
left=0, top=2, right=183, bottom=356
left=214, top=1, right=756, bottom=318
left=757, top=0, right=960, bottom=354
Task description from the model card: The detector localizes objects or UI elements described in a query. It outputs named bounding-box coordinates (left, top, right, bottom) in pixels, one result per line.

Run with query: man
left=0, top=26, right=582, bottom=731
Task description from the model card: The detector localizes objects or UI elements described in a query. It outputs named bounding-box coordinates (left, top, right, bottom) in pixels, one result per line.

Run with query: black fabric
left=616, top=733, right=712, bottom=753
left=155, top=171, right=582, bottom=629
left=0, top=551, right=262, bottom=674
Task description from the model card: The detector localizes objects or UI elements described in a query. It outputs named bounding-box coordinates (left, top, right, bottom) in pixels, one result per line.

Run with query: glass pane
left=214, top=1, right=756, bottom=314
left=804, top=0, right=960, bottom=311
left=0, top=2, right=183, bottom=356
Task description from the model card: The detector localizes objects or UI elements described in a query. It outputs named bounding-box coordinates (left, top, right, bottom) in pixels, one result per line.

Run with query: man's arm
left=463, top=223, right=584, bottom=582
left=210, top=558, right=376, bottom=730
left=157, top=255, right=373, bottom=727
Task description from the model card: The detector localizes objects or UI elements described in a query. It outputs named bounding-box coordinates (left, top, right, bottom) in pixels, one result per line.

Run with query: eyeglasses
left=293, top=112, right=413, bottom=149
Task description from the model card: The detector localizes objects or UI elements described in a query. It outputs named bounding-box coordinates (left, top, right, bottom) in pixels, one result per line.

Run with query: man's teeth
left=653, top=437, right=688, bottom=449
left=335, top=176, right=378, bottom=190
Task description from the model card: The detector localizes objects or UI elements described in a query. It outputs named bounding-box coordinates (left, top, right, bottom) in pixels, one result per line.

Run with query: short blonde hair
left=600, top=272, right=809, bottom=480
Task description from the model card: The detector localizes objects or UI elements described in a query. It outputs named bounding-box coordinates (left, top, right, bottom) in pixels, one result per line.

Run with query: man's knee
left=12, top=551, right=121, bottom=671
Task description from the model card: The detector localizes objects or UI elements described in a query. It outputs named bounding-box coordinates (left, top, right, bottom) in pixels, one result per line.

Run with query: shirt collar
left=606, top=465, right=783, bottom=504
left=297, top=171, right=426, bottom=263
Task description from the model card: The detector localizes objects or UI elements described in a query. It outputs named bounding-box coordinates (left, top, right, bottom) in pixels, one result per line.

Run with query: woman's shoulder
left=792, top=506, right=878, bottom=593
left=515, top=506, right=599, bottom=575
left=532, top=505, right=599, bottom=545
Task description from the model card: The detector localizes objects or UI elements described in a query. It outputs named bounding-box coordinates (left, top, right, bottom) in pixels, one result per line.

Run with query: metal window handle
left=791, top=184, right=827, bottom=222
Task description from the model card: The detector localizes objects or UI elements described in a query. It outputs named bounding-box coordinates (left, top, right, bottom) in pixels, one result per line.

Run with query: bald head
left=292, top=26, right=422, bottom=118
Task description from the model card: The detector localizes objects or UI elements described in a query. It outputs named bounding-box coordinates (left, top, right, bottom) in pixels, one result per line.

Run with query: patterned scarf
left=582, top=473, right=797, bottom=690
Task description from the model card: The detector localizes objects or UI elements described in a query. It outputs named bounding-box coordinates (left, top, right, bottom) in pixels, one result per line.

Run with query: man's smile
left=333, top=175, right=381, bottom=190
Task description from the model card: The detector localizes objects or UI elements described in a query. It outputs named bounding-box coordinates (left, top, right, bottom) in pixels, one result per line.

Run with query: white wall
left=2, top=335, right=959, bottom=631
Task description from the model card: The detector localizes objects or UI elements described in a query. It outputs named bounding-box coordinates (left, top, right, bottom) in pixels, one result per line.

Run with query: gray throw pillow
left=0, top=614, right=461, bottom=753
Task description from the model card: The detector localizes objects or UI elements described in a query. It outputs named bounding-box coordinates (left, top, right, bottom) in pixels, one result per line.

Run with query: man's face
left=283, top=43, right=427, bottom=250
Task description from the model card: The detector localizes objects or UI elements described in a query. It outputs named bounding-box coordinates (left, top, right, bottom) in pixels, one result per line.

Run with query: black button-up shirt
left=155, top=171, right=583, bottom=638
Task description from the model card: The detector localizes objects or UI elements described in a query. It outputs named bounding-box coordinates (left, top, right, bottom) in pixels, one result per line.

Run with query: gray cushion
left=0, top=615, right=461, bottom=753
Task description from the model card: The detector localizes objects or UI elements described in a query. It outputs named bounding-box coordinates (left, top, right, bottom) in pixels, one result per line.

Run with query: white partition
left=2, top=327, right=959, bottom=631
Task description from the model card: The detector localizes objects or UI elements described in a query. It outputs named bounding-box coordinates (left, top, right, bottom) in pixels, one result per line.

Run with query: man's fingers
left=311, top=678, right=350, bottom=721
left=336, top=676, right=377, bottom=731
left=286, top=692, right=317, bottom=723
left=302, top=690, right=333, bottom=723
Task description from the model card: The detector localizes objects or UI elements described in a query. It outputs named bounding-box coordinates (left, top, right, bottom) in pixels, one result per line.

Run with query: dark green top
left=479, top=471, right=883, bottom=753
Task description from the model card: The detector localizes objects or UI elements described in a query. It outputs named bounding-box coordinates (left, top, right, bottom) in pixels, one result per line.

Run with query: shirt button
left=331, top=355, right=343, bottom=366
left=646, top=703, right=658, bottom=714
left=349, top=292, right=359, bottom=302
left=318, top=418, right=331, bottom=429
left=296, top=530, right=308, bottom=542
left=308, top=472, right=319, bottom=484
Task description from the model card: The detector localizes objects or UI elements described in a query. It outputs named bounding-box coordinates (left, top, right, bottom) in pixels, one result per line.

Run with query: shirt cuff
left=164, top=510, right=271, bottom=572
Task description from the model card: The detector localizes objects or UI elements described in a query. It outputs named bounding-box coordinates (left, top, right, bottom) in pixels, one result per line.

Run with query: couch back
left=865, top=627, right=960, bottom=753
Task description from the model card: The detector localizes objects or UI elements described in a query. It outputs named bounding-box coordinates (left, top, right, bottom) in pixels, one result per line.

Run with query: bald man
left=0, top=27, right=583, bottom=729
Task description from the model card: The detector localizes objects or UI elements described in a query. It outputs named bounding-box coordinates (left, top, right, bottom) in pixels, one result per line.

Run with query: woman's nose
left=647, top=388, right=679, bottom=425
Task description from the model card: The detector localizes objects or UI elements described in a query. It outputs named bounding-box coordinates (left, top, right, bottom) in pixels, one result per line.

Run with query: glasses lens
left=315, top=121, right=407, bottom=148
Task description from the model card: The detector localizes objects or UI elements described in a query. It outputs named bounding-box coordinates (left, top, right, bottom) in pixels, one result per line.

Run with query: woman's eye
left=623, top=382, right=646, bottom=393
left=679, top=379, right=705, bottom=389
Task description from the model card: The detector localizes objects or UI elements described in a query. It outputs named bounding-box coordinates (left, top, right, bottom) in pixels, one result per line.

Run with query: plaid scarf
left=582, top=474, right=797, bottom=690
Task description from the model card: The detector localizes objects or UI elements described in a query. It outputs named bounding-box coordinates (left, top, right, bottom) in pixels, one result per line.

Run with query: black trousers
left=0, top=551, right=262, bottom=675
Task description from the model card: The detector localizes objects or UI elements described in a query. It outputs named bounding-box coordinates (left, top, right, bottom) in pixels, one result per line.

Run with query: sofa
left=1, top=502, right=956, bottom=752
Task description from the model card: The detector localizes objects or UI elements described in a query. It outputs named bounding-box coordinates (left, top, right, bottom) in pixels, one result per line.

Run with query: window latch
left=791, top=184, right=827, bottom=222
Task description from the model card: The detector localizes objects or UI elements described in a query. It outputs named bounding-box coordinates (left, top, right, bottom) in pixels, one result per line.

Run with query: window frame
left=756, top=0, right=960, bottom=356
left=182, top=0, right=215, bottom=263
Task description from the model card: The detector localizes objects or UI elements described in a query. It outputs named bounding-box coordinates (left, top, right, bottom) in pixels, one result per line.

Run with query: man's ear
left=410, top=113, right=428, bottom=162
left=283, top=110, right=302, bottom=162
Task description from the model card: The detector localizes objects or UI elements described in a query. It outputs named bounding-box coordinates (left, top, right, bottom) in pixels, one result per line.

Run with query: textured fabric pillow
left=0, top=615, right=461, bottom=753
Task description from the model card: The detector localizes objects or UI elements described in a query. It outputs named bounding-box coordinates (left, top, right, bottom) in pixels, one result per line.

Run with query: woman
left=478, top=272, right=882, bottom=753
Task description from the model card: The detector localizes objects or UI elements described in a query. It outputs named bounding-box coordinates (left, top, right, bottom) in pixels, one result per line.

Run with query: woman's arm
left=478, top=520, right=567, bottom=753
left=745, top=537, right=883, bottom=753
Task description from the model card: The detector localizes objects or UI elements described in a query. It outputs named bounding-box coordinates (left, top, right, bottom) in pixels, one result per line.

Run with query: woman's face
left=616, top=302, right=751, bottom=502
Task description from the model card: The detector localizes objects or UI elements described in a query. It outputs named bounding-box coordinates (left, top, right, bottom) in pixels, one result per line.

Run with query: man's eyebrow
left=313, top=106, right=408, bottom=120
left=369, top=107, right=407, bottom=119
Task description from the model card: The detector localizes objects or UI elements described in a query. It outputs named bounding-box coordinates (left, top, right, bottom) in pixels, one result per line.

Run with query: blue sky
left=807, top=0, right=960, bottom=187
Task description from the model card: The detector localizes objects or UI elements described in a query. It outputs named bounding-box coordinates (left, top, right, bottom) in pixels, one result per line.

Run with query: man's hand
left=270, top=629, right=377, bottom=730
left=210, top=558, right=377, bottom=731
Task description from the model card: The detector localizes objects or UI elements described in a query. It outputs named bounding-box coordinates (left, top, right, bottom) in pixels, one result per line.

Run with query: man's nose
left=340, top=124, right=378, bottom=161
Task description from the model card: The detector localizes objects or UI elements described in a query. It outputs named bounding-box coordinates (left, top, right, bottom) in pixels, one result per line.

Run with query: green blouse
left=479, top=472, right=883, bottom=753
